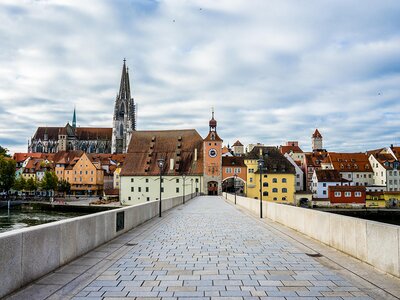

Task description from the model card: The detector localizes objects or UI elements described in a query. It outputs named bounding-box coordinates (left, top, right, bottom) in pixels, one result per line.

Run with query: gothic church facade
left=29, top=60, right=136, bottom=154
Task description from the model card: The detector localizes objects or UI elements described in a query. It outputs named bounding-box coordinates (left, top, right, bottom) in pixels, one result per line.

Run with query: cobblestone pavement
left=69, top=196, right=374, bottom=300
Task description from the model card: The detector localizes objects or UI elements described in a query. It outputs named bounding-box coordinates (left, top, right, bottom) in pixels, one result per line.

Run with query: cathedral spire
left=119, top=59, right=131, bottom=100
left=72, top=106, right=76, bottom=128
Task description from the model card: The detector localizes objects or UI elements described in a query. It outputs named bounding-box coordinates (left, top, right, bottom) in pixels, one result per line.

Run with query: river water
left=0, top=209, right=88, bottom=233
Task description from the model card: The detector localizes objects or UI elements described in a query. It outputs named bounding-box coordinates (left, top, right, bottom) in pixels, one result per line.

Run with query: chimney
left=170, top=158, right=174, bottom=171
left=194, top=148, right=198, bottom=161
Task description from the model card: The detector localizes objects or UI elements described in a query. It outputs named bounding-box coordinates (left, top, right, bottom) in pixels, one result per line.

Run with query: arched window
left=282, top=197, right=287, bottom=201
left=273, top=197, right=277, bottom=201
left=119, top=124, right=124, bottom=136
left=272, top=188, right=278, bottom=193
left=282, top=188, right=287, bottom=193
left=282, top=178, right=287, bottom=183
left=119, top=103, right=125, bottom=118
left=263, top=182, right=268, bottom=187
left=272, top=178, right=277, bottom=183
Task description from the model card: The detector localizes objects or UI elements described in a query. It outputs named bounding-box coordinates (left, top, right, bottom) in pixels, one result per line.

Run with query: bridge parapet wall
left=0, top=194, right=196, bottom=298
left=224, top=192, right=400, bottom=279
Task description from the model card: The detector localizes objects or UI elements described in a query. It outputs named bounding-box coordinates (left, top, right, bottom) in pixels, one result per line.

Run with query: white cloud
left=0, top=0, right=400, bottom=154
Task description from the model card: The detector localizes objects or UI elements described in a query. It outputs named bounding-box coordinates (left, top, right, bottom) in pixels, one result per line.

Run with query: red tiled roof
left=232, top=140, right=243, bottom=146
left=328, top=152, right=372, bottom=172
left=280, top=145, right=303, bottom=154
left=328, top=185, right=366, bottom=192
left=312, top=129, right=322, bottom=138
left=222, top=156, right=246, bottom=167
left=315, top=169, right=348, bottom=182
left=121, top=130, right=204, bottom=176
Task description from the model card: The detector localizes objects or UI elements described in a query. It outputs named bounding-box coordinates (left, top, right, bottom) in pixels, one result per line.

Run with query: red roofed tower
left=312, top=129, right=323, bottom=151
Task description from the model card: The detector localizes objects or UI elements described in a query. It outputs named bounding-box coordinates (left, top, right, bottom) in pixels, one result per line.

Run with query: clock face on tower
left=208, top=148, right=217, bottom=158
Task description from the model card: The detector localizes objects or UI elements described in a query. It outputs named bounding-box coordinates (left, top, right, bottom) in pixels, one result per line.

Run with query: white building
left=284, top=153, right=304, bottom=191
left=369, top=152, right=400, bottom=192
left=311, top=169, right=351, bottom=199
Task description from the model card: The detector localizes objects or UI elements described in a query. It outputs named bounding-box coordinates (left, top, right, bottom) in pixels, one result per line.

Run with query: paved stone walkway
left=9, top=196, right=394, bottom=299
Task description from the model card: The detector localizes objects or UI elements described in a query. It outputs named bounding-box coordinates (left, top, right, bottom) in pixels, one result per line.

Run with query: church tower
left=312, top=128, right=323, bottom=151
left=112, top=59, right=136, bottom=153
left=203, top=109, right=223, bottom=195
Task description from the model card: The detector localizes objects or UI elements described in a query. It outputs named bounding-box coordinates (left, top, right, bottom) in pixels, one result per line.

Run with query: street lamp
left=234, top=174, right=238, bottom=205
left=258, top=158, right=264, bottom=218
left=182, top=174, right=186, bottom=204
left=191, top=178, right=193, bottom=199
left=157, top=158, right=165, bottom=217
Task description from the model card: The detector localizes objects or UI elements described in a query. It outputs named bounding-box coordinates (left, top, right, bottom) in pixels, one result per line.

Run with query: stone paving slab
left=6, top=196, right=400, bottom=300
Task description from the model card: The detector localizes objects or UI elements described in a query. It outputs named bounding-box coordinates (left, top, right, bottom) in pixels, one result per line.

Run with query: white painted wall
left=311, top=170, right=350, bottom=198
left=120, top=175, right=203, bottom=206
left=284, top=153, right=304, bottom=191
left=369, top=155, right=387, bottom=189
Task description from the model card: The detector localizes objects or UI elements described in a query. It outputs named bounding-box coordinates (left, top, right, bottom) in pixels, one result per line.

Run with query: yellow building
left=245, top=146, right=296, bottom=204
left=366, top=191, right=400, bottom=208
left=54, top=151, right=104, bottom=195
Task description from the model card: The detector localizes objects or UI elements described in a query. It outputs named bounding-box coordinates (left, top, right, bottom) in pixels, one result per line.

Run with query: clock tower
left=203, top=109, right=223, bottom=195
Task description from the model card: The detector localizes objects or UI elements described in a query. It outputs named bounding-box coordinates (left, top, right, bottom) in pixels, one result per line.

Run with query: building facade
left=245, top=146, right=296, bottom=204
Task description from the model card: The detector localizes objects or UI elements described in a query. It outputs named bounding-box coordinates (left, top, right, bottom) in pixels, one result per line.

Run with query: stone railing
left=0, top=193, right=196, bottom=298
left=224, top=192, right=400, bottom=278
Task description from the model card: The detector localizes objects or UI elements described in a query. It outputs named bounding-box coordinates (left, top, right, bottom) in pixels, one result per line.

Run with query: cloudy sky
left=1, top=0, right=400, bottom=154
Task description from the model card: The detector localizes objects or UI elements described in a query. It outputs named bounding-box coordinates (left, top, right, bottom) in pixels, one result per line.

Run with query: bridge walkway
left=6, top=196, right=400, bottom=300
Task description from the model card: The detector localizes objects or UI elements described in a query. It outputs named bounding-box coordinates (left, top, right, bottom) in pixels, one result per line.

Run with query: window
left=131, top=178, right=134, bottom=182
left=176, top=178, right=179, bottom=183
left=348, top=174, right=351, bottom=178
left=176, top=187, right=179, bottom=193
left=128, top=196, right=131, bottom=200
left=226, top=168, right=232, bottom=173
left=234, top=168, right=241, bottom=174
left=323, top=190, right=326, bottom=195
left=80, top=177, right=82, bottom=182
left=131, top=187, right=134, bottom=192
left=91, top=170, right=94, bottom=175
left=282, top=188, right=287, bottom=193
left=195, top=178, right=199, bottom=183
left=263, top=191, right=268, bottom=196
left=273, top=197, right=277, bottom=201
left=250, top=178, right=253, bottom=183
left=272, top=178, right=277, bottom=183
left=282, top=178, right=287, bottom=183
left=282, top=197, right=286, bottom=201
left=138, top=187, right=141, bottom=192
left=355, top=192, right=362, bottom=197
left=249, top=168, right=254, bottom=173
left=345, top=192, right=351, bottom=197
left=296, top=182, right=300, bottom=186
left=80, top=171, right=82, bottom=175
left=90, top=178, right=93, bottom=182
left=296, top=174, right=300, bottom=178
left=272, top=188, right=278, bottom=193
left=263, top=182, right=268, bottom=187
left=146, top=187, right=149, bottom=192
left=161, top=178, right=164, bottom=183
left=146, top=178, right=149, bottom=183
left=161, top=187, right=164, bottom=193
left=147, top=197, right=150, bottom=201
left=85, top=171, right=88, bottom=175
left=334, top=191, right=341, bottom=197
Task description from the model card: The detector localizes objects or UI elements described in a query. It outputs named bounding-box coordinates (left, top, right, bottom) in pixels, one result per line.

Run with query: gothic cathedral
left=111, top=59, right=136, bottom=154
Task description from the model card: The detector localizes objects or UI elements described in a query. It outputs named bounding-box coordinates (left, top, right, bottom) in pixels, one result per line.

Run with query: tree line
left=0, top=146, right=71, bottom=197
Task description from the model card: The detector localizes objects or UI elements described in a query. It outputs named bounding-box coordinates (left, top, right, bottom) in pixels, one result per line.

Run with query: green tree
left=57, top=179, right=71, bottom=196
left=0, top=156, right=16, bottom=194
left=0, top=145, right=10, bottom=157
left=13, top=176, right=26, bottom=191
left=25, top=177, right=38, bottom=193
left=40, top=171, right=58, bottom=197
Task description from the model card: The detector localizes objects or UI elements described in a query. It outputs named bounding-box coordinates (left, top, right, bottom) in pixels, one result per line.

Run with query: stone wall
left=0, top=193, right=196, bottom=298
left=224, top=192, right=400, bottom=278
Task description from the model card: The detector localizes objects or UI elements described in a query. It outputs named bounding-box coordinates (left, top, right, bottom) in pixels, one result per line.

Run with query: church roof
left=121, top=129, right=204, bottom=176
left=32, top=126, right=112, bottom=141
